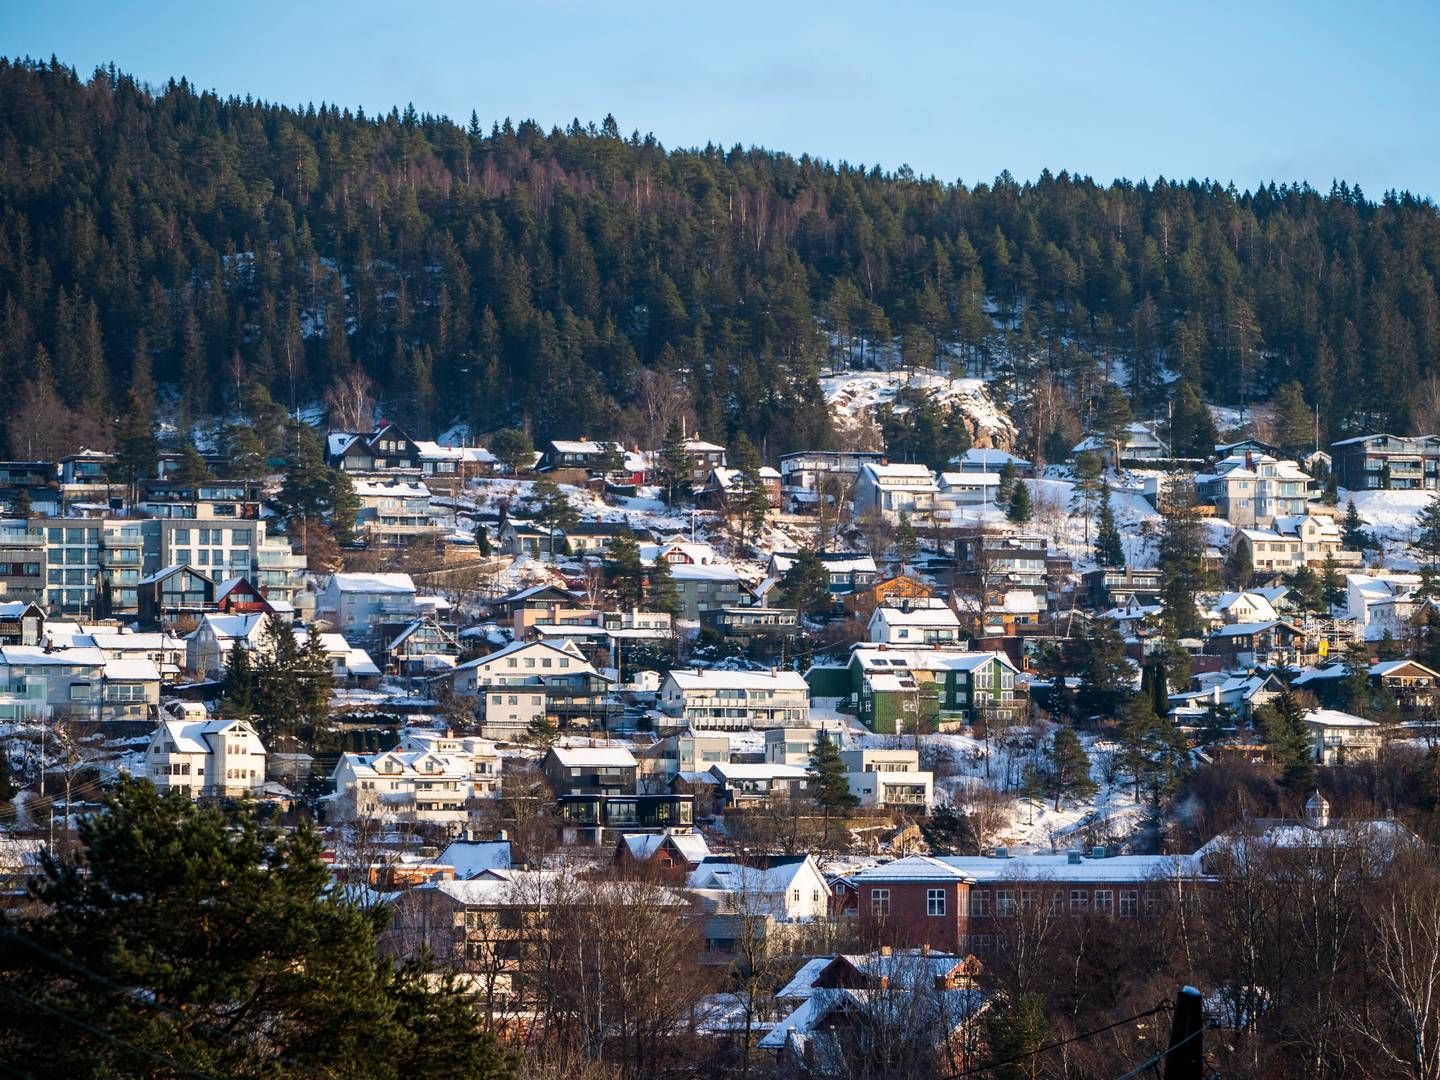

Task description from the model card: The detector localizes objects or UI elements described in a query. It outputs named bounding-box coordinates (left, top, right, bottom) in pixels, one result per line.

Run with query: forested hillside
left=2, top=56, right=1439, bottom=462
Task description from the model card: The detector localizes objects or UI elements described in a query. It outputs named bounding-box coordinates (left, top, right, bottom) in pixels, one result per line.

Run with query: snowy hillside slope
left=821, top=368, right=1017, bottom=450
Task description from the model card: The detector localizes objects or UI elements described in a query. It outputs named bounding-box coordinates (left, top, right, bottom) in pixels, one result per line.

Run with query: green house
left=839, top=647, right=1024, bottom=734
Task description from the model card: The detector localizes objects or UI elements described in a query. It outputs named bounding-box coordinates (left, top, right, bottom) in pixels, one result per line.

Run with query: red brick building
left=851, top=851, right=1205, bottom=954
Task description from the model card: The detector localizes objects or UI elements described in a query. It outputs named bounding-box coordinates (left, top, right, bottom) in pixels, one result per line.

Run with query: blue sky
left=4, top=0, right=1438, bottom=196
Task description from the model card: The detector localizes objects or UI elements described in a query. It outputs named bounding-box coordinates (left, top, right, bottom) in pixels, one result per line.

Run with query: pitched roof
left=327, top=572, right=416, bottom=594
left=547, top=746, right=637, bottom=768
left=665, top=669, right=808, bottom=691
left=437, top=839, right=513, bottom=878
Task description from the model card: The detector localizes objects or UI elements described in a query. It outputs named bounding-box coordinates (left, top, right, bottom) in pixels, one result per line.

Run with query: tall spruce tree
left=1094, top=482, right=1125, bottom=567
left=1006, top=479, right=1033, bottom=524
left=656, top=419, right=692, bottom=507
left=1258, top=683, right=1316, bottom=791
left=1157, top=476, right=1207, bottom=636
left=807, top=730, right=859, bottom=843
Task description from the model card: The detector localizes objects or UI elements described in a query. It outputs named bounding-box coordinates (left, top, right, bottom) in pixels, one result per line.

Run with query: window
left=927, top=889, right=946, bottom=916
left=870, top=889, right=890, bottom=917
left=1119, top=890, right=1138, bottom=918
left=1094, top=889, right=1113, bottom=914
left=969, top=890, right=990, bottom=916
left=1069, top=889, right=1090, bottom=912
left=996, top=889, right=1015, bottom=916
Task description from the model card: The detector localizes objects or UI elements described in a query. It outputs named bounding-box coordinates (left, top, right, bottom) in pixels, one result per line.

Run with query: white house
left=659, top=669, right=810, bottom=731
left=397, top=729, right=502, bottom=798
left=449, top=639, right=601, bottom=738
left=185, top=612, right=270, bottom=677
left=1304, top=709, right=1381, bottom=766
left=332, top=747, right=490, bottom=824
left=867, top=601, right=963, bottom=645
left=351, top=479, right=441, bottom=547
left=853, top=463, right=939, bottom=524
left=144, top=705, right=267, bottom=799
left=687, top=854, right=831, bottom=921
left=1211, top=591, right=1280, bottom=625
left=840, top=747, right=934, bottom=811
left=934, top=471, right=1002, bottom=522
left=314, top=572, right=418, bottom=648
left=1072, top=421, right=1169, bottom=464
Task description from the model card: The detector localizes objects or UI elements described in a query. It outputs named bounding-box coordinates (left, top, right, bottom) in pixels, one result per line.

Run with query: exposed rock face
left=821, top=369, right=1017, bottom=453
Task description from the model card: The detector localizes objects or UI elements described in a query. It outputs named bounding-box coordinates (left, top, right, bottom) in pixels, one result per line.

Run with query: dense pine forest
left=2, top=57, right=1440, bottom=462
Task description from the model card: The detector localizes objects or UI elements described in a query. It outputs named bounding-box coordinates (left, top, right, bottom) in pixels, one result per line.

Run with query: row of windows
left=869, top=887, right=1155, bottom=919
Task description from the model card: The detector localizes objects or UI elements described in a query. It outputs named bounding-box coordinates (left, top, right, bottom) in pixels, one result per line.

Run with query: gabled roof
left=621, top=831, right=712, bottom=864
left=852, top=854, right=971, bottom=883
left=326, top=572, right=417, bottom=595
left=546, top=746, right=637, bottom=768
left=437, top=839, right=513, bottom=878
left=137, top=563, right=215, bottom=587
left=688, top=854, right=821, bottom=894
left=1371, top=659, right=1440, bottom=679
left=454, top=638, right=592, bottom=673
left=665, top=669, right=809, bottom=692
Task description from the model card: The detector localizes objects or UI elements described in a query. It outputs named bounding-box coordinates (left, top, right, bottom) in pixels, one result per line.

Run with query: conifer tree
left=1169, top=381, right=1218, bottom=459
left=1031, top=727, right=1097, bottom=810
left=807, top=731, right=858, bottom=843
left=222, top=642, right=256, bottom=718
left=1157, top=476, right=1206, bottom=636
left=488, top=428, right=535, bottom=476
left=1342, top=499, right=1371, bottom=552
left=1094, top=482, right=1125, bottom=567
left=777, top=549, right=832, bottom=620
left=657, top=419, right=691, bottom=507
left=1270, top=380, right=1314, bottom=454
left=1070, top=451, right=1104, bottom=544
left=606, top=528, right=646, bottom=608
left=896, top=512, right=920, bottom=566
left=1258, top=683, right=1316, bottom=790
left=645, top=554, right=680, bottom=619
left=0, top=779, right=515, bottom=1079
left=995, top=460, right=1016, bottom=511
left=1006, top=479, right=1033, bottom=524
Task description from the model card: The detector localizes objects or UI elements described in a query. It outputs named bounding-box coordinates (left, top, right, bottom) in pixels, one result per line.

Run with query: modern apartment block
left=1330, top=433, right=1440, bottom=491
left=0, top=516, right=307, bottom=618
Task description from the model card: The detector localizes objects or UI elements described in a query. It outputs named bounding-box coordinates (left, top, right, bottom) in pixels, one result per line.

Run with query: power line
left=0, top=983, right=223, bottom=1080
left=940, top=1001, right=1172, bottom=1079
left=1112, top=1024, right=1204, bottom=1080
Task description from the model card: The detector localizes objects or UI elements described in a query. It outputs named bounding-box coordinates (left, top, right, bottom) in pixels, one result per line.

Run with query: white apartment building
left=840, top=748, right=934, bottom=811
left=853, top=463, right=939, bottom=524
left=397, top=730, right=502, bottom=798
left=658, top=669, right=810, bottom=731
left=314, top=572, right=418, bottom=648
left=868, top=601, right=963, bottom=645
left=332, top=746, right=494, bottom=824
left=144, top=705, right=267, bottom=799
left=352, top=479, right=442, bottom=547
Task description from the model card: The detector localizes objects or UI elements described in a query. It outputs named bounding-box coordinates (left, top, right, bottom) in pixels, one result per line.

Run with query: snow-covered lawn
left=854, top=727, right=1146, bottom=854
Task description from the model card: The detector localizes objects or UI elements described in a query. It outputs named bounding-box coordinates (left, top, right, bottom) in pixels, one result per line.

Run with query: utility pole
left=1163, top=985, right=1204, bottom=1080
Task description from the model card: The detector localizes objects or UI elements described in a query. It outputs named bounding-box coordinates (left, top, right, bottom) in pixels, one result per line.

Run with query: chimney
left=879, top=945, right=892, bottom=957
left=497, top=829, right=508, bottom=842
left=919, top=942, right=930, bottom=956
left=1067, top=849, right=1083, bottom=865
